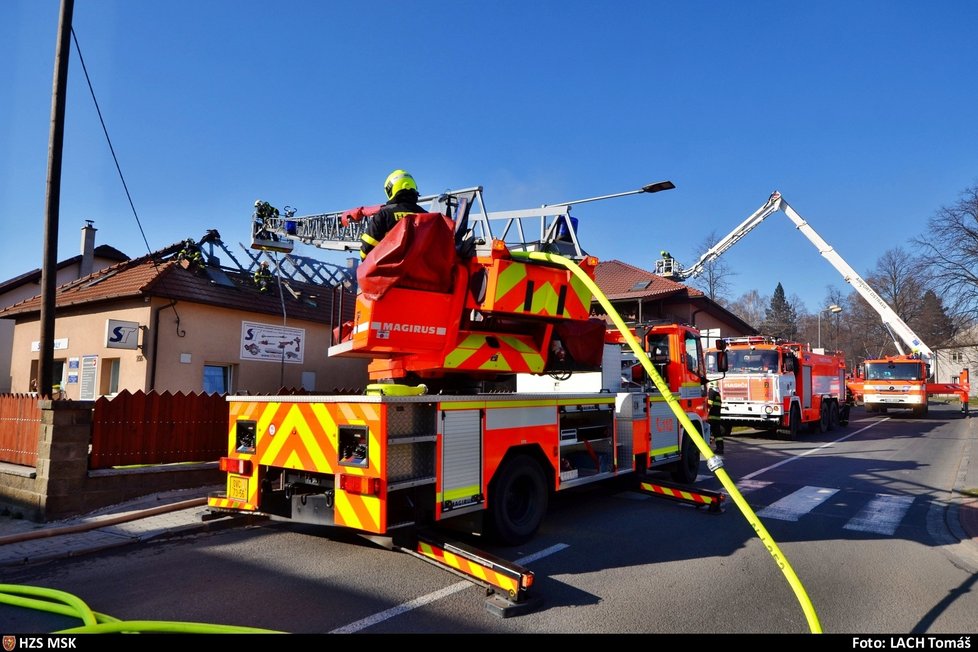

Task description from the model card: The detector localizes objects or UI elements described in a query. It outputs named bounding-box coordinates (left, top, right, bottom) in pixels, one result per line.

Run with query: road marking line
left=843, top=494, right=914, bottom=535
left=736, top=479, right=771, bottom=494
left=741, top=419, right=889, bottom=481
left=757, top=486, right=839, bottom=521
left=330, top=543, right=570, bottom=633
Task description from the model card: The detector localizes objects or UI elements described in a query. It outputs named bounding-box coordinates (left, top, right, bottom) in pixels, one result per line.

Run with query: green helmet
left=384, top=169, right=418, bottom=201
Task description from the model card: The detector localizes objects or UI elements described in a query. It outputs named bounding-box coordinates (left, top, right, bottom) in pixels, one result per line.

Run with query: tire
left=912, top=403, right=929, bottom=418
left=487, top=455, right=549, bottom=546
left=828, top=401, right=840, bottom=430
left=670, top=431, right=701, bottom=484
left=810, top=403, right=828, bottom=434
left=839, top=404, right=851, bottom=426
left=783, top=404, right=800, bottom=440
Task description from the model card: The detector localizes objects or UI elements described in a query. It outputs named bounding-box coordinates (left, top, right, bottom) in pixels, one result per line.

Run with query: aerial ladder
left=655, top=191, right=969, bottom=416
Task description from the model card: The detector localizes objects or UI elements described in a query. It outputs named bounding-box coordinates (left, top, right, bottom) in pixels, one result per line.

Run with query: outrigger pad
left=485, top=594, right=543, bottom=618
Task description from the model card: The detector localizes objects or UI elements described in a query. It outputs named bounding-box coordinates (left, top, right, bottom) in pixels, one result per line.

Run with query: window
left=29, top=359, right=66, bottom=394
left=99, top=358, right=120, bottom=396
left=684, top=333, right=702, bottom=375
left=203, top=365, right=233, bottom=394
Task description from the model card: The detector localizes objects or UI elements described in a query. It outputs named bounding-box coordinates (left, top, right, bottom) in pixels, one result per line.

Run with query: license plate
left=229, top=476, right=249, bottom=502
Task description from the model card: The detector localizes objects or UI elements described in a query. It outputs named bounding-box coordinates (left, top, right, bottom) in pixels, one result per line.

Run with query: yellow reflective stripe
left=443, top=335, right=485, bottom=368
left=556, top=397, right=615, bottom=406
left=568, top=273, right=591, bottom=316
left=518, top=351, right=545, bottom=372
left=651, top=444, right=680, bottom=456
left=479, top=356, right=512, bottom=371
left=442, top=485, right=481, bottom=501
left=496, top=334, right=535, bottom=353
left=361, top=233, right=379, bottom=246
left=530, top=282, right=560, bottom=315
left=498, top=335, right=543, bottom=372
left=495, top=261, right=527, bottom=300
left=441, top=401, right=486, bottom=410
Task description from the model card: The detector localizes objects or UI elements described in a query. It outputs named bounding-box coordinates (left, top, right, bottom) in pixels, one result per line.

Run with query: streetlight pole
left=818, top=304, right=843, bottom=348
left=543, top=180, right=676, bottom=207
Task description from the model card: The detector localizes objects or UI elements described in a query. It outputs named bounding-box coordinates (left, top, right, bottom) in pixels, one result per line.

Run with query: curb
left=0, top=509, right=262, bottom=568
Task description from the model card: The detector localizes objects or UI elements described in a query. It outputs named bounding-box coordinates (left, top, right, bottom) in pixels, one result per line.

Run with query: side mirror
left=716, top=350, right=728, bottom=373
left=783, top=354, right=796, bottom=373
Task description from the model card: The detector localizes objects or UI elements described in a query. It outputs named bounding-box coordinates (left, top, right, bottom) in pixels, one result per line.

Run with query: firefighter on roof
left=254, top=261, right=273, bottom=293
left=360, top=169, right=426, bottom=260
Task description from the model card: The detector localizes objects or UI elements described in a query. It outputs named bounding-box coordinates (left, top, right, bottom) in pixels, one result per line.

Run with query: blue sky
left=3, top=1, right=977, bottom=314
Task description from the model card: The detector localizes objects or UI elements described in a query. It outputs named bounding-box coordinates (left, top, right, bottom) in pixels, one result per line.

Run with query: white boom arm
left=657, top=191, right=934, bottom=365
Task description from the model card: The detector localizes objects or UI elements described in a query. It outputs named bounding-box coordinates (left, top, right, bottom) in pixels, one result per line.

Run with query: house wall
left=932, top=346, right=977, bottom=397
left=150, top=300, right=367, bottom=394
left=9, top=300, right=153, bottom=399
left=1, top=252, right=124, bottom=395
left=8, top=299, right=368, bottom=397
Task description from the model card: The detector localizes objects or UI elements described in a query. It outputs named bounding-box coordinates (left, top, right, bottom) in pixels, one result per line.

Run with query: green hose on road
left=0, top=583, right=283, bottom=634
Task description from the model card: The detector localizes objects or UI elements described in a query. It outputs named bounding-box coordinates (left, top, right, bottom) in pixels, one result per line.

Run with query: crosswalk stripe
left=757, top=486, right=839, bottom=521
left=736, top=479, right=771, bottom=494
left=843, top=494, right=914, bottom=535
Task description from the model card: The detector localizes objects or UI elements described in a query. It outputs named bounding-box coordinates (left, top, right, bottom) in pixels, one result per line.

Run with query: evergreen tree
left=915, top=290, right=955, bottom=346
left=761, top=283, right=799, bottom=340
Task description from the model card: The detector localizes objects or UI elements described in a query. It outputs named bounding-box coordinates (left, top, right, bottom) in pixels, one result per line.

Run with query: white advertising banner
left=240, top=321, right=305, bottom=364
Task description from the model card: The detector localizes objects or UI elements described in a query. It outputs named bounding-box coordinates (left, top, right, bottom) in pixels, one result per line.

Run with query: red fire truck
left=208, top=183, right=725, bottom=614
left=707, top=336, right=848, bottom=438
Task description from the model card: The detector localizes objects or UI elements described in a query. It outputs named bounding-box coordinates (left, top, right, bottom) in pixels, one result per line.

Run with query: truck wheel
left=912, top=404, right=929, bottom=418
left=783, top=405, right=800, bottom=440
left=839, top=403, right=850, bottom=426
left=818, top=403, right=830, bottom=433
left=828, top=401, right=840, bottom=430
left=670, top=431, right=701, bottom=484
left=488, top=455, right=549, bottom=546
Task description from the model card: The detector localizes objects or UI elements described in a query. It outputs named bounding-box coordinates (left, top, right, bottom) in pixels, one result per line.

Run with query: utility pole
left=39, top=0, right=74, bottom=397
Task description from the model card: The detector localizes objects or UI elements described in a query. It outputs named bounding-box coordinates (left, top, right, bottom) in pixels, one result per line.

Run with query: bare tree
left=688, top=230, right=737, bottom=305
left=912, top=183, right=978, bottom=320
left=845, top=246, right=929, bottom=359
left=727, top=289, right=768, bottom=329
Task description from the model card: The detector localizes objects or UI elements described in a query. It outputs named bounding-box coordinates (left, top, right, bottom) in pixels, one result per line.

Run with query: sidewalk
left=0, top=485, right=259, bottom=567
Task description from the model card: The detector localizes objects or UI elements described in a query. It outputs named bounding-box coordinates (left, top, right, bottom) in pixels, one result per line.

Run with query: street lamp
left=544, top=180, right=676, bottom=207
left=818, top=304, right=843, bottom=348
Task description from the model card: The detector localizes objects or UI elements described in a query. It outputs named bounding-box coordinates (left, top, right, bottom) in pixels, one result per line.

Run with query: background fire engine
left=707, top=336, right=848, bottom=438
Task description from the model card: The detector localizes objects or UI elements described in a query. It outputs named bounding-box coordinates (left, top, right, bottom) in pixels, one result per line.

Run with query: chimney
left=80, top=220, right=96, bottom=278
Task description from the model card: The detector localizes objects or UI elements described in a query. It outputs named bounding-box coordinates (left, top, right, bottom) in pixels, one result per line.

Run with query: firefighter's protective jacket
left=360, top=192, right=427, bottom=260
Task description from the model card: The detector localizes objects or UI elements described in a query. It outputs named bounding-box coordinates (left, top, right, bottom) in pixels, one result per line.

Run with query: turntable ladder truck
left=209, top=182, right=725, bottom=616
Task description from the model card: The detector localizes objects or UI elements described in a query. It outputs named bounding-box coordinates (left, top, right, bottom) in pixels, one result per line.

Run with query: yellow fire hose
left=513, top=250, right=822, bottom=634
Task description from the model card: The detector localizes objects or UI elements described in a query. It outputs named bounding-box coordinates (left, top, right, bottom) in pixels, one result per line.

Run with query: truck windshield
left=865, top=362, right=922, bottom=381
left=728, top=349, right=779, bottom=373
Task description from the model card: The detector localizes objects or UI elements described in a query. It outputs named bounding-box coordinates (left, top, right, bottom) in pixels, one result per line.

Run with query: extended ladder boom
left=251, top=186, right=586, bottom=259
left=656, top=191, right=934, bottom=366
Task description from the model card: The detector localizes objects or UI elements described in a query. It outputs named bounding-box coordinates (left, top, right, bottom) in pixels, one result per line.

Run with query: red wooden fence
left=90, top=390, right=229, bottom=469
left=0, top=394, right=41, bottom=466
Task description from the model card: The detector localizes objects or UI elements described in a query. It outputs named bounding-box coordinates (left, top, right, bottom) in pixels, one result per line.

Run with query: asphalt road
left=2, top=404, right=976, bottom=635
